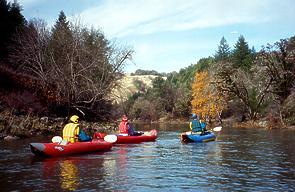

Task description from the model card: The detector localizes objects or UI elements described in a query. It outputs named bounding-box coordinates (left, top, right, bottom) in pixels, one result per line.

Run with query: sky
left=11, top=0, right=295, bottom=73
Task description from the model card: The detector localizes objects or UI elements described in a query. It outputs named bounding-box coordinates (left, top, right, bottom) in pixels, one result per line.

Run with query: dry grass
left=110, top=74, right=164, bottom=103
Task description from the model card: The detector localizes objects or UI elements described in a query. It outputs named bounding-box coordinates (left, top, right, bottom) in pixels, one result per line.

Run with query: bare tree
left=256, top=38, right=295, bottom=104
left=10, top=19, right=50, bottom=87
left=213, top=61, right=271, bottom=120
left=9, top=14, right=133, bottom=118
left=255, top=37, right=295, bottom=126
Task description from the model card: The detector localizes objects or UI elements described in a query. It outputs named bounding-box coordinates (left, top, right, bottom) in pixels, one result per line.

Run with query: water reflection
left=33, top=157, right=82, bottom=191
left=102, top=145, right=129, bottom=177
left=59, top=160, right=80, bottom=191
left=30, top=153, right=111, bottom=191
left=1, top=125, right=295, bottom=191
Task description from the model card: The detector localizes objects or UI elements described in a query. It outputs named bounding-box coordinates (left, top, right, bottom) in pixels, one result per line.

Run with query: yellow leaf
left=191, top=71, right=225, bottom=121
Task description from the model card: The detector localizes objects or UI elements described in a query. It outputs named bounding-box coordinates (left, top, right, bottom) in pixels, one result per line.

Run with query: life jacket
left=191, top=119, right=202, bottom=132
left=119, top=121, right=128, bottom=134
left=63, top=123, right=79, bottom=143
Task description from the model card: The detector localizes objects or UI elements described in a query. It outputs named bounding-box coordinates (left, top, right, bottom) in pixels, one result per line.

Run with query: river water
left=0, top=123, right=294, bottom=191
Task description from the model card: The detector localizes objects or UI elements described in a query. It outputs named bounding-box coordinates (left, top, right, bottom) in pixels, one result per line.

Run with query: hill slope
left=110, top=74, right=165, bottom=103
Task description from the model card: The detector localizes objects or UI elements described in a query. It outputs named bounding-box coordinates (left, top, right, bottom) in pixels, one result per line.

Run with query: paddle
left=104, top=135, right=118, bottom=143
left=52, top=136, right=62, bottom=143
left=180, top=126, right=222, bottom=137
left=51, top=136, right=69, bottom=145
left=212, top=126, right=222, bottom=132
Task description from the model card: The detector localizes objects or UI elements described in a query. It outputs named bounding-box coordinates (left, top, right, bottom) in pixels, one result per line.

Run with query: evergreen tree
left=9, top=1, right=26, bottom=28
left=52, top=11, right=71, bottom=36
left=196, top=57, right=214, bottom=72
left=232, top=35, right=253, bottom=71
left=48, top=11, right=73, bottom=82
left=50, top=11, right=72, bottom=51
left=214, top=36, right=231, bottom=62
left=0, top=0, right=26, bottom=60
left=0, top=0, right=10, bottom=58
left=151, top=77, right=166, bottom=98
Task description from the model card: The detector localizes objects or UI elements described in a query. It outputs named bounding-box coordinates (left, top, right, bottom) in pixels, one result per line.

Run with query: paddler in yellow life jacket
left=63, top=115, right=80, bottom=143
left=63, top=115, right=92, bottom=143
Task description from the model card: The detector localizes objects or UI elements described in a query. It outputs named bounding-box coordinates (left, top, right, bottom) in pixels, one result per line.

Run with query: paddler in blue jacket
left=190, top=113, right=205, bottom=134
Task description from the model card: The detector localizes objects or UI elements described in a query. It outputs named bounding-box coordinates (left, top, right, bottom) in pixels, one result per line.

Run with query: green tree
left=164, top=58, right=214, bottom=118
left=49, top=11, right=73, bottom=73
left=0, top=0, right=26, bottom=60
left=232, top=35, right=253, bottom=71
left=9, top=1, right=26, bottom=28
left=195, top=57, right=215, bottom=72
left=214, top=36, right=231, bottom=62
left=132, top=69, right=163, bottom=76
left=173, top=87, right=191, bottom=117
left=167, top=57, right=214, bottom=89
left=151, top=77, right=166, bottom=97
left=52, top=11, right=71, bottom=37
left=149, top=77, right=175, bottom=113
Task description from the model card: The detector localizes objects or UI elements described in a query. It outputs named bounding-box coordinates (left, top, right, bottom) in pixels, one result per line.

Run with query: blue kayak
left=181, top=131, right=216, bottom=143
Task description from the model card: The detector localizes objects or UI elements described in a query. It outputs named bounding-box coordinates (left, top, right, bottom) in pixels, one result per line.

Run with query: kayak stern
left=30, top=143, right=49, bottom=157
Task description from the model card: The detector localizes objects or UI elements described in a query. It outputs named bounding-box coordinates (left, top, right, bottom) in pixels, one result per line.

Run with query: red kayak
left=30, top=139, right=113, bottom=157
left=94, top=129, right=158, bottom=144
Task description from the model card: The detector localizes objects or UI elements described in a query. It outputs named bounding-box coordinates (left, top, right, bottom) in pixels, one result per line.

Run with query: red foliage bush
left=0, top=65, right=64, bottom=115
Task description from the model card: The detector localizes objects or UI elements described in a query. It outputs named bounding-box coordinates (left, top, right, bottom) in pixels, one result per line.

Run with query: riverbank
left=1, top=110, right=294, bottom=140
left=0, top=110, right=117, bottom=140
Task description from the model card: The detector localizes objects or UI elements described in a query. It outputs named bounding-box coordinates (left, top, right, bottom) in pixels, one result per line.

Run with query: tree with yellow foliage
left=191, top=71, right=224, bottom=122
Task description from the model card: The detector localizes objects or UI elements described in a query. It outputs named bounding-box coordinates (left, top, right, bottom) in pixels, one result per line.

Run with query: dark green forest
left=0, top=0, right=294, bottom=138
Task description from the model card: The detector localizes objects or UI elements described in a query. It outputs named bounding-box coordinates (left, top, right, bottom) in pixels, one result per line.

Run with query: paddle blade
left=104, top=135, right=117, bottom=143
left=51, top=136, right=62, bottom=143
left=213, top=126, right=222, bottom=132
left=185, top=131, right=192, bottom=135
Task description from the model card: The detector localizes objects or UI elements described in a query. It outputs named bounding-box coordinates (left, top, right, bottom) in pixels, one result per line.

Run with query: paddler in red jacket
left=119, top=115, right=143, bottom=136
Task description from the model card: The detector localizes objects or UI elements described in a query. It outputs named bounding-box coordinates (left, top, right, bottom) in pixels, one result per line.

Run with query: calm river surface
left=0, top=123, right=295, bottom=191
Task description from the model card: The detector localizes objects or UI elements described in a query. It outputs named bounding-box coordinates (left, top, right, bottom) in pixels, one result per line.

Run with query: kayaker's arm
left=75, top=126, right=80, bottom=137
left=128, top=123, right=135, bottom=135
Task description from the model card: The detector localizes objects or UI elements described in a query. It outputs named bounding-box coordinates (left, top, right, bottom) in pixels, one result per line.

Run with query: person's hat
left=122, top=115, right=128, bottom=121
left=70, top=115, right=79, bottom=123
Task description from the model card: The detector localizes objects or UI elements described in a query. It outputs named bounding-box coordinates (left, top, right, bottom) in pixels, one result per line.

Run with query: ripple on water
left=1, top=129, right=295, bottom=191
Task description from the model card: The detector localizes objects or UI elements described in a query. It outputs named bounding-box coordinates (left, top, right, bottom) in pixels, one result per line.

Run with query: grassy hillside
left=110, top=74, right=165, bottom=103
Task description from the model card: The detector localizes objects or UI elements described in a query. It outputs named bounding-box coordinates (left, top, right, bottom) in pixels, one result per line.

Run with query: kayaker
left=63, top=115, right=91, bottom=143
left=190, top=113, right=204, bottom=134
left=119, top=115, right=143, bottom=136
